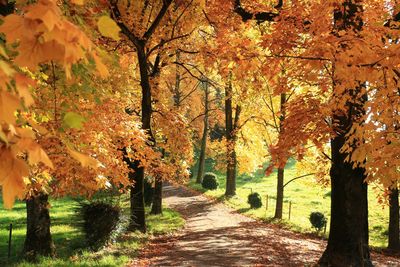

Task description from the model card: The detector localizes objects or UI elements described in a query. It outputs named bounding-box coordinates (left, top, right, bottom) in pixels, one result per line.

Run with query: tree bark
left=23, top=193, right=54, bottom=260
left=225, top=78, right=240, bottom=197
left=274, top=168, right=284, bottom=219
left=150, top=177, right=163, bottom=215
left=274, top=93, right=286, bottom=219
left=196, top=79, right=209, bottom=184
left=388, top=187, right=400, bottom=250
left=127, top=44, right=153, bottom=233
left=128, top=165, right=146, bottom=232
left=319, top=133, right=371, bottom=266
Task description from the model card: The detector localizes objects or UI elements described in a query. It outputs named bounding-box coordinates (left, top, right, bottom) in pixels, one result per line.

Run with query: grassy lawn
left=189, top=158, right=389, bottom=248
left=0, top=195, right=184, bottom=267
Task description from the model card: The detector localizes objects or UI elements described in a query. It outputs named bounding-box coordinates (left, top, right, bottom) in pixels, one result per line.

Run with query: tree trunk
left=225, top=78, right=240, bottom=197
left=225, top=144, right=237, bottom=197
left=196, top=79, right=209, bottom=184
left=127, top=44, right=153, bottom=233
left=274, top=168, right=284, bottom=219
left=151, top=177, right=163, bottom=215
left=319, top=134, right=371, bottom=266
left=388, top=187, right=400, bottom=250
left=23, top=193, right=54, bottom=260
left=274, top=93, right=286, bottom=219
left=319, top=1, right=371, bottom=265
left=128, top=166, right=146, bottom=232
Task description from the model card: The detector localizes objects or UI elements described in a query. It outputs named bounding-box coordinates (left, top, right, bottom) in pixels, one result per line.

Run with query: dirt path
left=131, top=185, right=400, bottom=267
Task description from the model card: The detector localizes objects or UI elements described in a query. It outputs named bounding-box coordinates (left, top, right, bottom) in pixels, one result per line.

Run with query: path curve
left=131, top=185, right=400, bottom=267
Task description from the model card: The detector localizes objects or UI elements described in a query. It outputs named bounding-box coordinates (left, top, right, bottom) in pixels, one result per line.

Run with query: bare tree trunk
left=274, top=168, right=284, bottom=219
left=196, top=79, right=209, bottom=184
left=127, top=44, right=154, bottom=233
left=274, top=93, right=286, bottom=219
left=151, top=177, right=163, bottom=215
left=225, top=78, right=241, bottom=197
left=388, top=186, right=400, bottom=250
left=23, top=194, right=54, bottom=260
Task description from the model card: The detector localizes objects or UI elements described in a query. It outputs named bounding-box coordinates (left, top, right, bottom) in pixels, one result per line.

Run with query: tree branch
left=110, top=1, right=142, bottom=48
left=283, top=173, right=315, bottom=188
left=233, top=0, right=281, bottom=23
left=143, top=0, right=173, bottom=40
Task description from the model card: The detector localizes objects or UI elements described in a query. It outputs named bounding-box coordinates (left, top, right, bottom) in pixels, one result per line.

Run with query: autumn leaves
left=0, top=0, right=112, bottom=207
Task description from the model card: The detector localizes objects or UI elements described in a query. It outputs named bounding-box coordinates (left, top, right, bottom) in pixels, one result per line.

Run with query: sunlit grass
left=189, top=158, right=389, bottom=248
left=0, top=195, right=184, bottom=267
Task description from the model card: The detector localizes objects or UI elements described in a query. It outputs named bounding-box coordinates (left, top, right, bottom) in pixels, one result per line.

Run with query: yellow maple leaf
left=71, top=0, right=84, bottom=5
left=15, top=74, right=35, bottom=106
left=25, top=0, right=60, bottom=32
left=2, top=158, right=28, bottom=209
left=0, top=148, right=28, bottom=209
left=0, top=14, right=25, bottom=43
left=67, top=147, right=101, bottom=169
left=97, top=16, right=121, bottom=41
left=0, top=91, right=21, bottom=124
left=93, top=53, right=109, bottom=78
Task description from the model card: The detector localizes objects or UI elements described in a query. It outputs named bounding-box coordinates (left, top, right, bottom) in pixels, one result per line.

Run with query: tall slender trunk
left=225, top=78, right=241, bottom=197
left=23, top=194, right=54, bottom=260
left=111, top=0, right=172, bottom=233
left=127, top=44, right=153, bottom=233
left=274, top=93, right=286, bottom=219
left=151, top=177, right=163, bottom=215
left=196, top=79, right=209, bottom=184
left=274, top=168, right=284, bottom=219
left=388, top=186, right=400, bottom=250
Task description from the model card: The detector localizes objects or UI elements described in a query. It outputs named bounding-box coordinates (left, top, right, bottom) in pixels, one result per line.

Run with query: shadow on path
left=130, top=185, right=400, bottom=267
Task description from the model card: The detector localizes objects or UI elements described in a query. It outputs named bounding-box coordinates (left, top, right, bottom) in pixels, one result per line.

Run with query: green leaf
left=63, top=112, right=86, bottom=129
left=97, top=16, right=121, bottom=41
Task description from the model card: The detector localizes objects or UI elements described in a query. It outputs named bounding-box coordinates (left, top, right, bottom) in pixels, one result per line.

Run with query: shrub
left=79, top=201, right=122, bottom=250
left=202, top=173, right=218, bottom=190
left=247, top=192, right=262, bottom=209
left=309, top=211, right=327, bottom=232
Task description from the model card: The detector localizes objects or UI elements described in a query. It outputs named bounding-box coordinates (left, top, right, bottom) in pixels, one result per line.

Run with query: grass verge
left=189, top=158, right=389, bottom=248
left=0, top=196, right=184, bottom=267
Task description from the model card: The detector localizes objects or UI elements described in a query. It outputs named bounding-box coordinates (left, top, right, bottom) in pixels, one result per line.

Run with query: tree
left=196, top=78, right=211, bottom=184
left=224, top=75, right=241, bottom=196
left=388, top=185, right=400, bottom=250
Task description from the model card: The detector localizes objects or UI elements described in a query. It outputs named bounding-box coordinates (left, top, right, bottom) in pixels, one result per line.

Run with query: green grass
left=189, top=158, right=389, bottom=248
left=0, top=196, right=184, bottom=267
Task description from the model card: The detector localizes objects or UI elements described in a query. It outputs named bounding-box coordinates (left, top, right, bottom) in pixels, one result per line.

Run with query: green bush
left=202, top=173, right=219, bottom=190
left=247, top=192, right=262, bottom=209
left=78, top=201, right=122, bottom=250
left=309, top=211, right=327, bottom=232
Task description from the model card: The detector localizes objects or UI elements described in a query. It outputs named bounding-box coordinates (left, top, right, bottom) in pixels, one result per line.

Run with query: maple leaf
left=71, top=0, right=84, bottom=5
left=0, top=14, right=26, bottom=43
left=97, top=15, right=121, bottom=41
left=15, top=74, right=35, bottom=106
left=25, top=0, right=60, bottom=32
left=92, top=53, right=109, bottom=78
left=0, top=91, right=21, bottom=124
left=63, top=112, right=86, bottom=129
left=67, top=147, right=101, bottom=169
left=0, top=148, right=28, bottom=209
